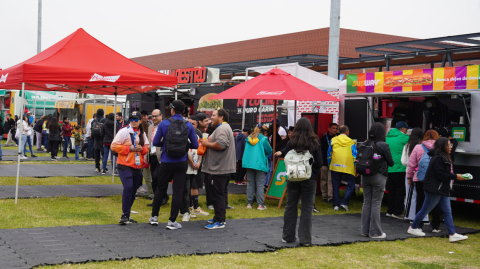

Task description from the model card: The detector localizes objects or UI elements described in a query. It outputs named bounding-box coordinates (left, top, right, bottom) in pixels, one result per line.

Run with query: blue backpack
left=416, top=144, right=431, bottom=182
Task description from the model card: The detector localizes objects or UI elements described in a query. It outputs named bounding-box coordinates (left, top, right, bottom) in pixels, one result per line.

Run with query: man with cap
left=148, top=100, right=199, bottom=230
left=425, top=97, right=450, bottom=129
left=391, top=98, right=413, bottom=126
left=386, top=121, right=410, bottom=219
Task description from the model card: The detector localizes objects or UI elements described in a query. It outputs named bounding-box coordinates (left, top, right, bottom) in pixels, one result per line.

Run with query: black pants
left=150, top=155, right=159, bottom=193
left=94, top=148, right=102, bottom=169
left=209, top=174, right=229, bottom=223
left=235, top=160, right=247, bottom=183
left=151, top=161, right=188, bottom=222
left=224, top=176, right=229, bottom=207
left=414, top=181, right=441, bottom=229
left=386, top=172, right=406, bottom=215
left=50, top=141, right=60, bottom=158
left=204, top=173, right=213, bottom=206
left=181, top=174, right=195, bottom=214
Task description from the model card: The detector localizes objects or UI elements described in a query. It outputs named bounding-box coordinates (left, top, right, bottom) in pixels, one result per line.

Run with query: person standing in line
left=85, top=114, right=96, bottom=160
left=193, top=112, right=210, bottom=213
left=146, top=109, right=163, bottom=203
left=137, top=120, right=150, bottom=194
left=74, top=125, right=83, bottom=161
left=26, top=111, right=35, bottom=149
left=92, top=109, right=106, bottom=172
left=243, top=124, right=272, bottom=210
left=319, top=123, right=338, bottom=204
left=275, top=118, right=322, bottom=246
left=61, top=117, right=73, bottom=159
left=234, top=128, right=250, bottom=185
left=48, top=117, right=62, bottom=161
left=360, top=123, right=394, bottom=239
left=408, top=137, right=469, bottom=243
left=327, top=125, right=357, bottom=211
left=148, top=100, right=198, bottom=230
left=101, top=113, right=117, bottom=174
left=385, top=121, right=410, bottom=219
left=201, top=108, right=236, bottom=229
left=111, top=111, right=150, bottom=225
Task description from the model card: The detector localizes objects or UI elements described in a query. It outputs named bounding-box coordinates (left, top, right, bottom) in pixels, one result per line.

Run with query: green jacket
left=242, top=134, right=272, bottom=173
left=386, top=128, right=409, bottom=173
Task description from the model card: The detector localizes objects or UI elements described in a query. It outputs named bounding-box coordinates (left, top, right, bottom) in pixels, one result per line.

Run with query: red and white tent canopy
left=0, top=28, right=177, bottom=95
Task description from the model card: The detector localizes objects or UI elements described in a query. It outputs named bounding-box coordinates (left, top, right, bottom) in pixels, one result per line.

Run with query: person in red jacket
left=61, top=117, right=73, bottom=159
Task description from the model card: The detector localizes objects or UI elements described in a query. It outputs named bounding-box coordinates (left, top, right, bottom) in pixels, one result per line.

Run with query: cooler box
left=381, top=99, right=399, bottom=118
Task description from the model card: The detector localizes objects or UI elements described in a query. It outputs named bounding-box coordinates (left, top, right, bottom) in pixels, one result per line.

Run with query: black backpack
left=33, top=119, right=43, bottom=133
left=165, top=117, right=189, bottom=158
left=355, top=140, right=381, bottom=176
left=91, top=119, right=104, bottom=138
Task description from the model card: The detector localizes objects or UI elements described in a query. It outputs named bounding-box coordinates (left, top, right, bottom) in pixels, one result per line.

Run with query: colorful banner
left=347, top=65, right=480, bottom=94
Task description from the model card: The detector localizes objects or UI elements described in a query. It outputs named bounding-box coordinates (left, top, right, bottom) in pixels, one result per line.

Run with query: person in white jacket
left=17, top=115, right=31, bottom=160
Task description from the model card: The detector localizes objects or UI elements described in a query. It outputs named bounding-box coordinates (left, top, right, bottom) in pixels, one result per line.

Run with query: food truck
left=54, top=98, right=122, bottom=127
left=340, top=65, right=480, bottom=204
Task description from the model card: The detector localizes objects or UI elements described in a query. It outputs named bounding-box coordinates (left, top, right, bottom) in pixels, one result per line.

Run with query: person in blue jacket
left=242, top=124, right=272, bottom=210
left=234, top=128, right=250, bottom=185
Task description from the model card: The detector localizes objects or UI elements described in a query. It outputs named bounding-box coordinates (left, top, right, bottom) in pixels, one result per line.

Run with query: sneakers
left=333, top=206, right=339, bottom=211
left=182, top=212, right=191, bottom=222
left=192, top=207, right=209, bottom=216
left=370, top=233, right=386, bottom=239
left=166, top=220, right=182, bottom=230
left=432, top=229, right=441, bottom=233
left=257, top=205, right=267, bottom=210
left=226, top=204, right=234, bottom=209
left=149, top=216, right=159, bottom=225
left=237, top=182, right=247, bottom=186
left=63, top=156, right=69, bottom=159
left=205, top=222, right=225, bottom=229
left=95, top=168, right=101, bottom=172
left=119, top=215, right=137, bottom=225
left=313, top=206, right=320, bottom=213
left=391, top=214, right=404, bottom=220
left=340, top=205, right=348, bottom=211
left=50, top=158, right=56, bottom=161
left=246, top=204, right=252, bottom=209
left=407, top=227, right=426, bottom=236
left=31, top=155, right=37, bottom=158
left=114, top=170, right=119, bottom=176
left=207, top=205, right=214, bottom=210
left=207, top=219, right=215, bottom=224
left=102, top=169, right=106, bottom=175
left=137, top=186, right=147, bottom=194
left=386, top=213, right=393, bottom=217
left=20, top=156, right=28, bottom=160
left=449, top=233, right=468, bottom=243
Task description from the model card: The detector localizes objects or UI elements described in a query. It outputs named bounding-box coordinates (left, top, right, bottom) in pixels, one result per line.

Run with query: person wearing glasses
left=111, top=111, right=150, bottom=225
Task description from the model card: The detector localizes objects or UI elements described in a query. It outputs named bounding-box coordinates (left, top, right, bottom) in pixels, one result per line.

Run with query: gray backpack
left=284, top=150, right=314, bottom=181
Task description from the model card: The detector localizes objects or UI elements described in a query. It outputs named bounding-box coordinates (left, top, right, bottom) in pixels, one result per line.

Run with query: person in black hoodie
left=48, top=117, right=62, bottom=161
left=92, top=109, right=106, bottom=172
left=101, top=113, right=117, bottom=174
left=234, top=128, right=250, bottom=185
left=407, top=137, right=469, bottom=242
left=319, top=123, right=338, bottom=204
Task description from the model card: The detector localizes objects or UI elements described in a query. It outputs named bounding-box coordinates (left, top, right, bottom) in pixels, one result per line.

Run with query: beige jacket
left=147, top=123, right=162, bottom=164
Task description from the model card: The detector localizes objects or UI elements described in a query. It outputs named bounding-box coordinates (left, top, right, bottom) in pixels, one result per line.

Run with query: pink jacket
left=407, top=140, right=435, bottom=182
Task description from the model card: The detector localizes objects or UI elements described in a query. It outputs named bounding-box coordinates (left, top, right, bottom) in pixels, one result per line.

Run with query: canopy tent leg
left=241, top=99, right=246, bottom=130
left=15, top=82, right=26, bottom=205
left=93, top=95, right=96, bottom=118
left=112, top=90, right=117, bottom=183
left=104, top=99, right=107, bottom=112
left=272, top=100, right=277, bottom=167
left=258, top=100, right=263, bottom=125
left=294, top=100, right=297, bottom=123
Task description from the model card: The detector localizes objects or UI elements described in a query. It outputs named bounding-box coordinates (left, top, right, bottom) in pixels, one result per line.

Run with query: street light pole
left=327, top=0, right=341, bottom=79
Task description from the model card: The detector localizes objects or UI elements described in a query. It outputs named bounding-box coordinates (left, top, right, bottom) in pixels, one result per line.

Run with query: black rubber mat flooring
left=0, top=214, right=477, bottom=268
left=0, top=183, right=246, bottom=199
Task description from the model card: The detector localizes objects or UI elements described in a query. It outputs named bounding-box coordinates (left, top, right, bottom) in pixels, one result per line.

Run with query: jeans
left=42, top=130, right=48, bottom=149
left=36, top=131, right=42, bottom=150
left=386, top=172, right=406, bottom=215
left=246, top=169, right=266, bottom=206
left=118, top=169, right=143, bottom=218
left=331, top=171, right=356, bottom=207
left=62, top=136, right=70, bottom=157
left=414, top=181, right=442, bottom=229
left=87, top=137, right=94, bottom=158
left=283, top=178, right=316, bottom=245
left=75, top=145, right=80, bottom=160
left=24, top=135, right=34, bottom=156
left=102, top=145, right=114, bottom=170
left=320, top=166, right=333, bottom=201
left=412, top=192, right=456, bottom=235
left=20, top=134, right=28, bottom=156
left=361, top=174, right=386, bottom=237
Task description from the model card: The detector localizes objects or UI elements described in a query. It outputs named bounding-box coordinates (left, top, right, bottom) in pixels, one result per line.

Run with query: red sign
left=170, top=67, right=207, bottom=84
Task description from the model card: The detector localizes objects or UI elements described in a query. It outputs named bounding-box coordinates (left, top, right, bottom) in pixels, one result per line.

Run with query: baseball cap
left=129, top=111, right=141, bottom=121
left=395, top=121, right=410, bottom=129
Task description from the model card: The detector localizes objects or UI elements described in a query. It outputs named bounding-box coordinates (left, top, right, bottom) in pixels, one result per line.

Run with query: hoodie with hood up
left=386, top=128, right=409, bottom=173
left=235, top=133, right=248, bottom=160
left=242, top=134, right=272, bottom=173
left=327, top=134, right=357, bottom=176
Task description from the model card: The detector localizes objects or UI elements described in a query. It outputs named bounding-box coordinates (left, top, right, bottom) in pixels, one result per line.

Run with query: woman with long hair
left=44, top=114, right=53, bottom=152
left=111, top=112, right=149, bottom=224
left=17, top=115, right=31, bottom=160
left=360, top=123, right=394, bottom=239
left=408, top=137, right=469, bottom=242
left=406, top=130, right=442, bottom=231
left=243, top=124, right=272, bottom=210
left=275, top=118, right=322, bottom=246
left=401, top=127, right=424, bottom=222
left=48, top=117, right=62, bottom=160
left=101, top=113, right=118, bottom=174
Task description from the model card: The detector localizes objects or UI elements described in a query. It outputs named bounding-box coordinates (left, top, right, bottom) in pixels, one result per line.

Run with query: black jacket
left=372, top=141, right=394, bottom=176
left=424, top=151, right=456, bottom=197
left=4, top=118, right=15, bottom=132
left=92, top=117, right=106, bottom=149
left=280, top=140, right=322, bottom=181
left=320, top=133, right=336, bottom=166
left=48, top=130, right=62, bottom=142
left=102, top=118, right=118, bottom=144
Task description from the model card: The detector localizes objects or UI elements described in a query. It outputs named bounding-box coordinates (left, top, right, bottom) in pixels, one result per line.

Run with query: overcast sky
left=1, top=0, right=479, bottom=69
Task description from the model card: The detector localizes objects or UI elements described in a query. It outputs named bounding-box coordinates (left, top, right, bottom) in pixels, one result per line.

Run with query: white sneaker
left=207, top=205, right=214, bottom=210
left=386, top=213, right=393, bottom=217
left=182, top=212, right=191, bottom=222
left=370, top=233, right=386, bottom=239
left=148, top=216, right=158, bottom=225
left=246, top=204, right=252, bottom=209
left=257, top=205, right=267, bottom=210
left=391, top=214, right=404, bottom=220
left=432, top=229, right=441, bottom=233
left=407, top=227, right=426, bottom=236
left=333, top=206, right=339, bottom=211
left=20, top=156, right=28, bottom=160
left=449, top=233, right=468, bottom=243
left=166, top=220, right=182, bottom=230
left=192, top=207, right=209, bottom=216
left=137, top=186, right=147, bottom=194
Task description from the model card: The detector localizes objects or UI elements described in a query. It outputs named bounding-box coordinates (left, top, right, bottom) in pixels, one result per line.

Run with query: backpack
left=33, top=119, right=43, bottom=133
left=416, top=144, right=432, bottom=182
left=91, top=119, right=104, bottom=138
left=355, top=140, right=381, bottom=176
left=284, top=150, right=314, bottom=181
left=165, top=117, right=189, bottom=158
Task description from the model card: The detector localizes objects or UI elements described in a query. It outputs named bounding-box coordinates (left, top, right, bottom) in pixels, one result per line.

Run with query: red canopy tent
left=0, top=28, right=177, bottom=203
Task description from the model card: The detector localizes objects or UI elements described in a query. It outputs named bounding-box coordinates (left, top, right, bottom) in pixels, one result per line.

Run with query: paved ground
left=0, top=164, right=108, bottom=177
left=0, top=183, right=246, bottom=199
left=0, top=214, right=477, bottom=268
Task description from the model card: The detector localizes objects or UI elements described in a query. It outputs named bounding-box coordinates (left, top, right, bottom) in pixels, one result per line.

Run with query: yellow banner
left=54, top=101, right=75, bottom=109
